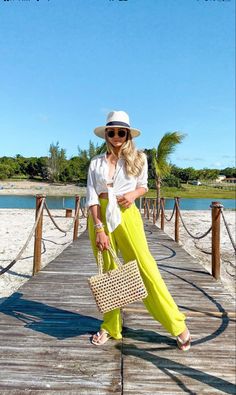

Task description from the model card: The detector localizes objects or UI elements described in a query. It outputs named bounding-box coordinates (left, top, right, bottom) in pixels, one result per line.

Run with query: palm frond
left=157, top=132, right=185, bottom=161
left=152, top=131, right=186, bottom=178
left=151, top=149, right=169, bottom=178
left=96, top=142, right=107, bottom=155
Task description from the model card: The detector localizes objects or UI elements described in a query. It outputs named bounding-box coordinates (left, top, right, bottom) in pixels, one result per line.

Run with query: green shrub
left=162, top=174, right=181, bottom=188
left=0, top=164, right=14, bottom=180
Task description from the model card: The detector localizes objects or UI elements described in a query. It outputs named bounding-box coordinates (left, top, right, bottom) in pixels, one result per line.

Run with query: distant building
left=225, top=178, right=236, bottom=184
left=215, top=175, right=226, bottom=183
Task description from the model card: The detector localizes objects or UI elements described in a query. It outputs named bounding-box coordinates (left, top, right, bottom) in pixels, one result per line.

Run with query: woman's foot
left=176, top=328, right=191, bottom=351
left=91, top=330, right=111, bottom=346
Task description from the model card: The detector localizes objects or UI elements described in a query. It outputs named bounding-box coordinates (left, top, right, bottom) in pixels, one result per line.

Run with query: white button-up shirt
left=86, top=153, right=148, bottom=232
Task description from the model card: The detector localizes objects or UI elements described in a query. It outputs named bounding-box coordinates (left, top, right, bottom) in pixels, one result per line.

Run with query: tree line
left=0, top=141, right=235, bottom=187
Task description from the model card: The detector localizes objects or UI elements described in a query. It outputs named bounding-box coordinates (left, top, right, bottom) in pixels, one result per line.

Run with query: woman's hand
left=117, top=192, right=136, bottom=208
left=96, top=231, right=110, bottom=251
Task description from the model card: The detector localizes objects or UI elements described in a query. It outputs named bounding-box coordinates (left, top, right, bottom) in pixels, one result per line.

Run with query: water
left=162, top=198, right=235, bottom=210
left=0, top=195, right=87, bottom=209
left=0, top=195, right=235, bottom=210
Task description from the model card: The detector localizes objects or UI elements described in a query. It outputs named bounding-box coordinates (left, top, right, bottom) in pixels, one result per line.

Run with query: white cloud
left=176, top=157, right=204, bottom=162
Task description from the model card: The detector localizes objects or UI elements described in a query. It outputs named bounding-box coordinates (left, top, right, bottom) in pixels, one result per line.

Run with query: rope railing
left=141, top=196, right=235, bottom=281
left=44, top=197, right=81, bottom=234
left=142, top=197, right=160, bottom=223
left=0, top=194, right=83, bottom=277
left=0, top=197, right=46, bottom=276
left=220, top=207, right=236, bottom=252
left=219, top=207, right=236, bottom=253
left=175, top=199, right=212, bottom=240
left=44, top=202, right=68, bottom=234
left=161, top=199, right=176, bottom=222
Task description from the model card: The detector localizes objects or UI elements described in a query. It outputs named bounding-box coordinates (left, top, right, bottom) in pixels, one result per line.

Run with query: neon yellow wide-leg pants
left=88, top=198, right=186, bottom=339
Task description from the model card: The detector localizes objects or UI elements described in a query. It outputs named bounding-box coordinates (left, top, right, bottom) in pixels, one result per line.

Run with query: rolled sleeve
left=136, top=154, right=149, bottom=191
left=86, top=163, right=100, bottom=208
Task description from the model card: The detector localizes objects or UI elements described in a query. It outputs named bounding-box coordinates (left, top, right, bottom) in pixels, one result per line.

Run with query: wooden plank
left=122, top=221, right=236, bottom=395
left=0, top=220, right=235, bottom=394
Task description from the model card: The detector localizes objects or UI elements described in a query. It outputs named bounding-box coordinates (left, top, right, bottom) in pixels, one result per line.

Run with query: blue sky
left=0, top=0, right=235, bottom=169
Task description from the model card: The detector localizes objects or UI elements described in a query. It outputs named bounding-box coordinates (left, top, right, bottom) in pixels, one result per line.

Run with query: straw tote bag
left=88, top=246, right=148, bottom=314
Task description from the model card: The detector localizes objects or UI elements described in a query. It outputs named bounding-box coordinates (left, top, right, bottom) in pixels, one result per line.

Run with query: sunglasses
left=106, top=129, right=128, bottom=138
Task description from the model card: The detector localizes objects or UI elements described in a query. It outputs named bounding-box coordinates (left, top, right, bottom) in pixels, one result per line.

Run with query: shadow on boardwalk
left=0, top=293, right=235, bottom=394
left=0, top=221, right=235, bottom=394
left=0, top=292, right=102, bottom=339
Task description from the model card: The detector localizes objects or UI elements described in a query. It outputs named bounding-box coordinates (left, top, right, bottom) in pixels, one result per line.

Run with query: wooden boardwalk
left=0, top=219, right=235, bottom=394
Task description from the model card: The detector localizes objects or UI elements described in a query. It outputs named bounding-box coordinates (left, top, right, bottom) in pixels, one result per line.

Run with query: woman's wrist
left=96, top=228, right=105, bottom=233
left=133, top=187, right=147, bottom=200
left=94, top=222, right=104, bottom=230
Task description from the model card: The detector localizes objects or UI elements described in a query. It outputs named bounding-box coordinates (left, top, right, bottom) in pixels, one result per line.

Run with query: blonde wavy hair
left=105, top=131, right=145, bottom=177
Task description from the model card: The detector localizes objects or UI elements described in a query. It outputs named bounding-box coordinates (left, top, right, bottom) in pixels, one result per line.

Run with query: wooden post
left=65, top=208, right=72, bottom=217
left=33, top=194, right=45, bottom=275
left=153, top=199, right=156, bottom=224
left=143, top=198, right=147, bottom=217
left=175, top=197, right=180, bottom=243
left=73, top=195, right=80, bottom=241
left=160, top=197, right=165, bottom=231
left=211, top=201, right=221, bottom=280
left=147, top=199, right=150, bottom=220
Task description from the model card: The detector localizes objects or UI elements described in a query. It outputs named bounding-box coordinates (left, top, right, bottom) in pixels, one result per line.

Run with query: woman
left=86, top=110, right=191, bottom=351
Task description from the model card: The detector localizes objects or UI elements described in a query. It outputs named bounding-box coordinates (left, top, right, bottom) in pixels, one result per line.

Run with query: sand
left=0, top=181, right=235, bottom=304
left=0, top=180, right=86, bottom=196
left=1, top=208, right=235, bottom=305
left=0, top=209, right=87, bottom=304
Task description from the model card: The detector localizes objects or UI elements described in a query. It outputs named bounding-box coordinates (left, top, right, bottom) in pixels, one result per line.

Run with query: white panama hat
left=94, top=110, right=141, bottom=139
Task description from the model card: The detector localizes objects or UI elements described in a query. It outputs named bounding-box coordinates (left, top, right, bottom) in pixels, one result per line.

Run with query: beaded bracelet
left=94, top=222, right=104, bottom=230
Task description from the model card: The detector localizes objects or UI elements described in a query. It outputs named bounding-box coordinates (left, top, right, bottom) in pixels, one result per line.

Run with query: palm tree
left=151, top=131, right=185, bottom=217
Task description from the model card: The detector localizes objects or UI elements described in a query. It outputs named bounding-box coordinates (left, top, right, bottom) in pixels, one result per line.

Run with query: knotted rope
left=0, top=197, right=46, bottom=276
left=175, top=199, right=213, bottom=240
left=44, top=199, right=81, bottom=234
left=220, top=208, right=236, bottom=253
left=161, top=199, right=176, bottom=222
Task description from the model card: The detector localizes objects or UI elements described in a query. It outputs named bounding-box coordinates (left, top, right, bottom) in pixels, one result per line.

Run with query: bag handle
left=97, top=246, right=122, bottom=275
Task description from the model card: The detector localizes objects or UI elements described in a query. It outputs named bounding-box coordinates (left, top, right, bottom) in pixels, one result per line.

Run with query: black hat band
left=106, top=121, right=130, bottom=128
